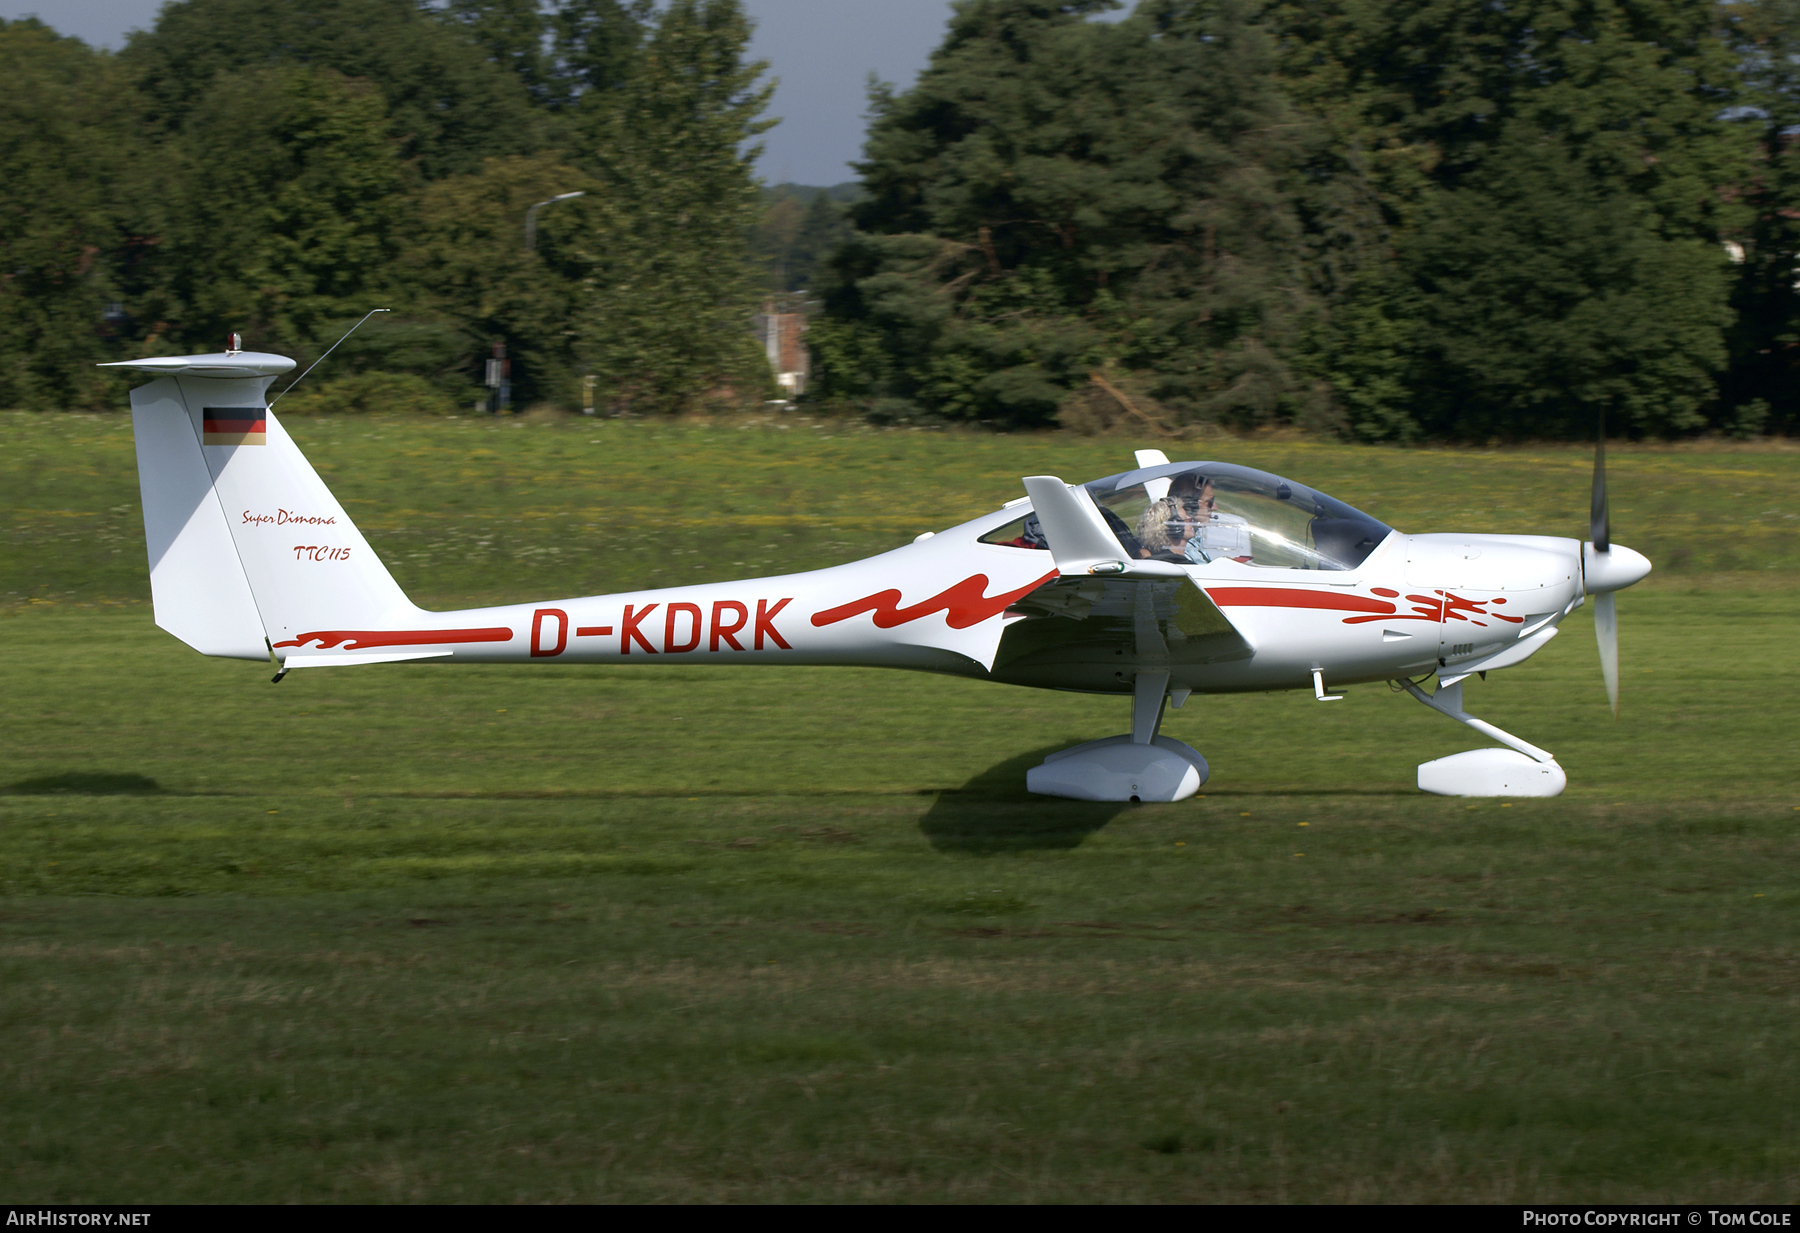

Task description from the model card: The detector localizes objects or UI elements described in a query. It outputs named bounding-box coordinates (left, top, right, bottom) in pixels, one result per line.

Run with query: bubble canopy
left=981, top=461, right=1394, bottom=571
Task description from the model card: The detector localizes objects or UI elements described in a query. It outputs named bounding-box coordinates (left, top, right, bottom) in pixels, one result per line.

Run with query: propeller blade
left=1594, top=589, right=1619, bottom=719
left=1590, top=408, right=1610, bottom=553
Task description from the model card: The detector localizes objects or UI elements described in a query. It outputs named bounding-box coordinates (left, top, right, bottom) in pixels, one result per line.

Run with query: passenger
left=1004, top=513, right=1049, bottom=550
left=1134, top=496, right=1194, bottom=561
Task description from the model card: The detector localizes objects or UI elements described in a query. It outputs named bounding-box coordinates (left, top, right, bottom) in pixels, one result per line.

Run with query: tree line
left=813, top=0, right=1800, bottom=439
left=0, top=0, right=777, bottom=416
left=4, top=0, right=1798, bottom=439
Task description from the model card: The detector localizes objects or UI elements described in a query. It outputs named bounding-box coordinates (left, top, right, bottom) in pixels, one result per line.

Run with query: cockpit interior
left=980, top=461, right=1392, bottom=571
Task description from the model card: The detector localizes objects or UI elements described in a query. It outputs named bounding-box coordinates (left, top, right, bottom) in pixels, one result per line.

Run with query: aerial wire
left=267, top=308, right=391, bottom=408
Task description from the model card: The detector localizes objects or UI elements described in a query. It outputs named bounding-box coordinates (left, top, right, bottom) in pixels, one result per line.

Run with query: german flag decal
left=202, top=407, right=266, bottom=446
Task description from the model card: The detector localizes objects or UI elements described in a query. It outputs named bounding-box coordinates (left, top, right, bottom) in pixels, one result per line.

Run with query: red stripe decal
left=812, top=570, right=1058, bottom=631
left=272, top=627, right=514, bottom=651
left=1207, top=587, right=1397, bottom=616
left=1209, top=585, right=1521, bottom=628
left=1342, top=594, right=1442, bottom=624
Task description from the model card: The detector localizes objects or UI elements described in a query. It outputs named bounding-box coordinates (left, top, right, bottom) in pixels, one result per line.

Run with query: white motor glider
left=104, top=345, right=1650, bottom=802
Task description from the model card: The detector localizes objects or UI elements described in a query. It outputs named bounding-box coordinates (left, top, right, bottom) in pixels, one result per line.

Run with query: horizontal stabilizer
left=280, top=650, right=453, bottom=671
left=100, top=351, right=295, bottom=378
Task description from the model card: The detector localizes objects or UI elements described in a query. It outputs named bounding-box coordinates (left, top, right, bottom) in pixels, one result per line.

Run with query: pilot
left=1169, top=475, right=1252, bottom=564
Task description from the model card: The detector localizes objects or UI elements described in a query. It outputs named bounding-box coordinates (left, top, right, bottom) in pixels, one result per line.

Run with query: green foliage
left=548, top=0, right=656, bottom=102
left=1718, top=0, right=1800, bottom=436
left=395, top=154, right=604, bottom=405
left=444, top=0, right=653, bottom=110
left=1402, top=128, right=1734, bottom=439
left=0, top=21, right=141, bottom=409
left=121, top=0, right=544, bottom=180
left=302, top=315, right=471, bottom=390
left=143, top=65, right=410, bottom=356
left=819, top=0, right=1774, bottom=439
left=275, top=371, right=460, bottom=417
left=1279, top=0, right=1753, bottom=440
left=7, top=0, right=1797, bottom=438
left=576, top=0, right=777, bottom=413
left=820, top=0, right=1319, bottom=428
left=753, top=184, right=858, bottom=292
left=0, top=0, right=773, bottom=415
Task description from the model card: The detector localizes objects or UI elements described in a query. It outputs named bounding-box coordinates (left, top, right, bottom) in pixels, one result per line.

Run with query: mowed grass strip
left=4, top=890, right=1796, bottom=1203
left=0, top=414, right=1796, bottom=1200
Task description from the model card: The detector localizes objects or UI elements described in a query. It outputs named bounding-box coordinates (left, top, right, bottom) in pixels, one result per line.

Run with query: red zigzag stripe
left=812, top=571, right=1058, bottom=631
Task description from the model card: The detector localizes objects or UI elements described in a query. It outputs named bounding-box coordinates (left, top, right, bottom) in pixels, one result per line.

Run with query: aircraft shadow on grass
left=4, top=771, right=163, bottom=796
left=918, top=745, right=1128, bottom=854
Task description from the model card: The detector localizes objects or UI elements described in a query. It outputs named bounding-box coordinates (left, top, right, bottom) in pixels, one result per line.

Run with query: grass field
left=1, top=410, right=1797, bottom=1201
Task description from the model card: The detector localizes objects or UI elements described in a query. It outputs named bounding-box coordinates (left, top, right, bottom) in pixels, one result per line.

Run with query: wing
left=994, top=476, right=1252, bottom=692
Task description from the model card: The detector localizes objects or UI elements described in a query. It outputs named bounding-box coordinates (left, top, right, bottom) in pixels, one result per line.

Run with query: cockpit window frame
left=977, top=460, right=1394, bottom=573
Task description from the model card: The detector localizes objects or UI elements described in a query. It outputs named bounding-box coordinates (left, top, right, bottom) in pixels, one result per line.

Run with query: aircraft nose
left=1582, top=543, right=1651, bottom=594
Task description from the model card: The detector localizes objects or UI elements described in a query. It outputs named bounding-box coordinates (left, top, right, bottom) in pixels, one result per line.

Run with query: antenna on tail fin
left=267, top=309, right=390, bottom=408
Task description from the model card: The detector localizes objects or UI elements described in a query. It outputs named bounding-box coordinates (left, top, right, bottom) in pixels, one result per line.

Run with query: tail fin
left=103, top=351, right=418, bottom=660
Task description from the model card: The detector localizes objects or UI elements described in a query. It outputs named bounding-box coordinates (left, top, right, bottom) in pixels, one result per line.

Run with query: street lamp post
left=525, top=191, right=586, bottom=251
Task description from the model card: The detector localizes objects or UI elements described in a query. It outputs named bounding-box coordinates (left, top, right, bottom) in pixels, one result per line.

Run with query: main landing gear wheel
left=1026, top=670, right=1208, bottom=803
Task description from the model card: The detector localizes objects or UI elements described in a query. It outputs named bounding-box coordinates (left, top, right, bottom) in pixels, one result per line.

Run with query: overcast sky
left=0, top=0, right=1000, bottom=186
